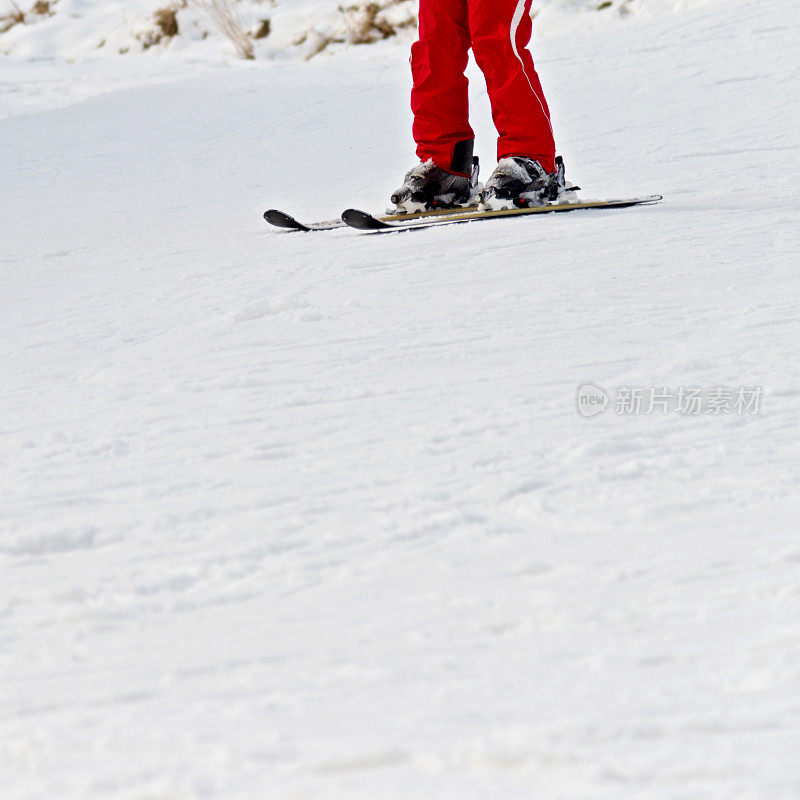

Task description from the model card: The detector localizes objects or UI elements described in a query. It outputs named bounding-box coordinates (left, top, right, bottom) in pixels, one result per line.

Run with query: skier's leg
left=411, top=0, right=474, bottom=177
left=468, top=0, right=556, bottom=173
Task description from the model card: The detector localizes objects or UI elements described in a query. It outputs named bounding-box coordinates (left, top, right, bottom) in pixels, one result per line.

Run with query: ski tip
left=263, top=209, right=310, bottom=231
left=342, top=208, right=394, bottom=230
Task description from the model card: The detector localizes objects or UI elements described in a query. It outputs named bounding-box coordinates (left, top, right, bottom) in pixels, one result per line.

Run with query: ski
left=341, top=195, right=663, bottom=233
left=263, top=209, right=346, bottom=232
left=263, top=204, right=483, bottom=232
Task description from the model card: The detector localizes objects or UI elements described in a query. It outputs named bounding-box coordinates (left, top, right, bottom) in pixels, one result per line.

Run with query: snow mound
left=0, top=0, right=721, bottom=62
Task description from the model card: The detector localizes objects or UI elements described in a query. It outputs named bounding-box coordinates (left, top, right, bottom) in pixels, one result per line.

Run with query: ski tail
left=264, top=209, right=311, bottom=231
left=341, top=209, right=396, bottom=230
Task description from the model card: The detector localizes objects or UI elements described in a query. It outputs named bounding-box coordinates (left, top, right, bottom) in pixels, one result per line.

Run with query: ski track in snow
left=1, top=0, right=800, bottom=798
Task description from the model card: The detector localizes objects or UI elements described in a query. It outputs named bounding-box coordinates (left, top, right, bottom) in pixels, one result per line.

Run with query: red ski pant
left=410, top=0, right=555, bottom=176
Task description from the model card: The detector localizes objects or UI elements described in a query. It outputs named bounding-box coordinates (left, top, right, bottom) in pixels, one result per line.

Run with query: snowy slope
left=1, top=0, right=800, bottom=798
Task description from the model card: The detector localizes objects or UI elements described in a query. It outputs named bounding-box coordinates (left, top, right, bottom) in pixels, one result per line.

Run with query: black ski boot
left=479, top=155, right=577, bottom=210
left=390, top=158, right=481, bottom=214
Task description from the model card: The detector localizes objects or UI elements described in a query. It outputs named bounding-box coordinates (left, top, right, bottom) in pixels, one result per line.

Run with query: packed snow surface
left=1, top=0, right=799, bottom=798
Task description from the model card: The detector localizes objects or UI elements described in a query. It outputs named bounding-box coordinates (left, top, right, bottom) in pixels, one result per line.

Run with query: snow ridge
left=1, top=0, right=721, bottom=61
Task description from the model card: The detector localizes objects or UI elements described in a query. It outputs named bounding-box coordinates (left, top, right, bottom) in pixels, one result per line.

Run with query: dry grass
left=342, top=2, right=394, bottom=44
left=252, top=18, right=270, bottom=40
left=194, top=0, right=254, bottom=59
left=154, top=6, right=179, bottom=38
left=596, top=0, right=636, bottom=12
left=137, top=2, right=183, bottom=49
left=296, top=0, right=415, bottom=59
left=0, top=1, right=25, bottom=33
left=343, top=0, right=415, bottom=44
left=0, top=0, right=56, bottom=33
